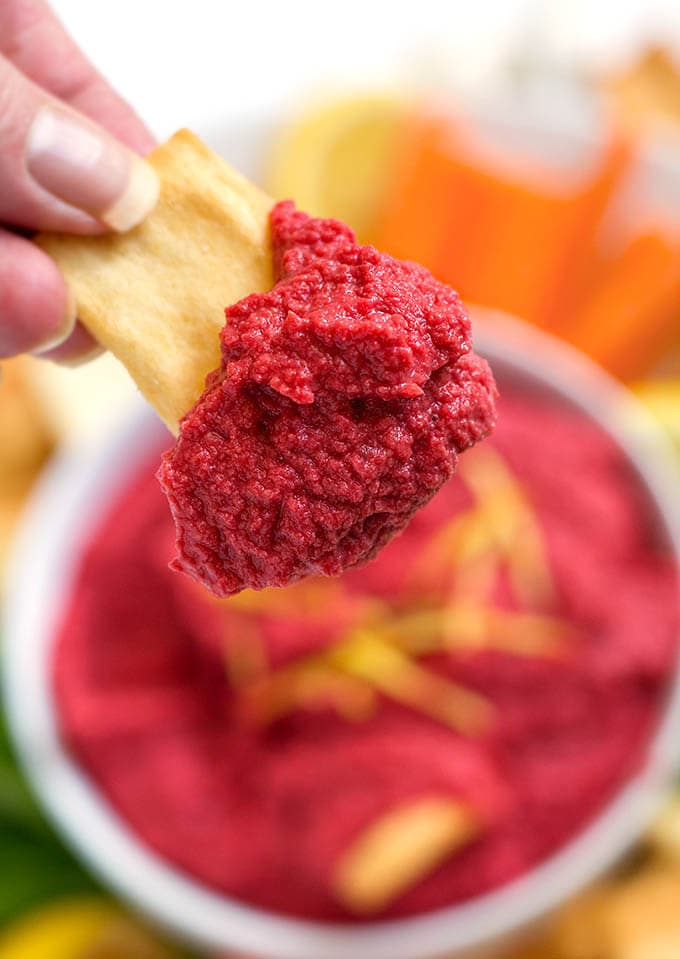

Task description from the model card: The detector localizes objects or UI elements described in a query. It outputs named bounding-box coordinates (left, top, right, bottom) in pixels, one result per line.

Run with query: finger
left=0, top=227, right=76, bottom=357
left=0, top=0, right=154, bottom=154
left=38, top=320, right=103, bottom=366
left=0, top=53, right=159, bottom=234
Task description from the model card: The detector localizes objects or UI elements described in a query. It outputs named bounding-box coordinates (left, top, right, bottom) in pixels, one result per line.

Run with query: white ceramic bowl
left=4, top=313, right=680, bottom=959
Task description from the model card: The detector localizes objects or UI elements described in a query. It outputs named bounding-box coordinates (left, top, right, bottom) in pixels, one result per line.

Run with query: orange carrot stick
left=564, top=231, right=680, bottom=380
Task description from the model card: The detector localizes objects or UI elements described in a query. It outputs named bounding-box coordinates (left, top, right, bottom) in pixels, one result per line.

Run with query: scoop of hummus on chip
left=38, top=131, right=496, bottom=596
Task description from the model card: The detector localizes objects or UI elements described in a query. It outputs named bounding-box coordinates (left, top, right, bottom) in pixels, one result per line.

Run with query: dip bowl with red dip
left=4, top=313, right=680, bottom=959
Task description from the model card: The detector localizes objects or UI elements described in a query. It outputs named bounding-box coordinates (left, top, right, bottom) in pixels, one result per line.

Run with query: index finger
left=0, top=0, right=155, bottom=154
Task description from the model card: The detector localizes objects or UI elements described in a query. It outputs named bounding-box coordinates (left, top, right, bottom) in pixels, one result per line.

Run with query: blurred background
left=3, top=1, right=680, bottom=956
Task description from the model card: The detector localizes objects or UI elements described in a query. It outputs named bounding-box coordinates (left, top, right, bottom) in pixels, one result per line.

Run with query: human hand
left=0, top=0, right=159, bottom=363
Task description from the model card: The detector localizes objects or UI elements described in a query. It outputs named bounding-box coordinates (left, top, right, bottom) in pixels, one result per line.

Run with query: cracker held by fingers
left=39, top=131, right=497, bottom=597
left=38, top=130, right=273, bottom=433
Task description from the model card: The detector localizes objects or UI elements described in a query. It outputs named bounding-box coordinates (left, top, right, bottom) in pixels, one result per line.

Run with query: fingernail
left=38, top=317, right=104, bottom=367
left=26, top=105, right=160, bottom=232
left=31, top=284, right=77, bottom=355
left=49, top=342, right=104, bottom=367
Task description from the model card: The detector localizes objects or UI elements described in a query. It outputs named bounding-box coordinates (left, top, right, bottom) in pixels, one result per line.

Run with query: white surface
left=21, top=352, right=139, bottom=446
left=5, top=316, right=680, bottom=959
left=50, top=0, right=680, bottom=152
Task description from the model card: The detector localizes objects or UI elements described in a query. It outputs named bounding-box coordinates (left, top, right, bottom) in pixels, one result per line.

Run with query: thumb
left=0, top=53, right=159, bottom=235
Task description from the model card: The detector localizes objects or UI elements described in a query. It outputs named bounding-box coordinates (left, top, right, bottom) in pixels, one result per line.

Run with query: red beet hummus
left=54, top=369, right=679, bottom=921
left=159, top=201, right=496, bottom=597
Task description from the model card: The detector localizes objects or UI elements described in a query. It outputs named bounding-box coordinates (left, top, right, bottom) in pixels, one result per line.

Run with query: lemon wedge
left=266, top=94, right=407, bottom=241
left=0, top=899, right=176, bottom=959
left=634, top=379, right=680, bottom=448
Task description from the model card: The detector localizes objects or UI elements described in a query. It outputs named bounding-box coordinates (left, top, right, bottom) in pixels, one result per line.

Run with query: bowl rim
left=4, top=313, right=680, bottom=959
